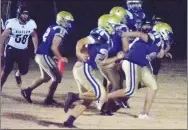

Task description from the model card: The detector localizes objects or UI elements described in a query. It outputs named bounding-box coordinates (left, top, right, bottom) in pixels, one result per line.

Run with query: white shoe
left=138, top=114, right=153, bottom=119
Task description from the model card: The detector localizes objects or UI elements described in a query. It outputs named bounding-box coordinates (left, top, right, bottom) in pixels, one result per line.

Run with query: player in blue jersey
left=97, top=7, right=131, bottom=112
left=21, top=11, right=74, bottom=105
left=140, top=17, right=173, bottom=83
left=150, top=16, right=173, bottom=81
left=125, top=0, right=146, bottom=31
left=106, top=23, right=173, bottom=119
left=62, top=14, right=127, bottom=127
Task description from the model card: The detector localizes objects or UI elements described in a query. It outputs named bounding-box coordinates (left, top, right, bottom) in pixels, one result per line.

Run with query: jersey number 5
left=15, top=34, right=29, bottom=44
left=95, top=49, right=108, bottom=63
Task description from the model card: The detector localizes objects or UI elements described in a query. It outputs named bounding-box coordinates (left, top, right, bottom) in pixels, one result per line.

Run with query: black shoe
left=44, top=98, right=58, bottom=105
left=21, top=88, right=32, bottom=103
left=63, top=121, right=76, bottom=128
left=100, top=101, right=114, bottom=116
left=15, top=71, right=22, bottom=88
left=64, top=92, right=79, bottom=113
left=118, top=97, right=130, bottom=109
left=111, top=104, right=121, bottom=112
left=100, top=110, right=113, bottom=116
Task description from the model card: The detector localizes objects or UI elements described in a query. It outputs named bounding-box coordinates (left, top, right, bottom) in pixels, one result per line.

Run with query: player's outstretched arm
left=31, top=30, right=38, bottom=53
left=121, top=31, right=149, bottom=43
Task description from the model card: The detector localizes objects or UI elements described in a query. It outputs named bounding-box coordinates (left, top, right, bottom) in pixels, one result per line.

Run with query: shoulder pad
left=53, top=25, right=67, bottom=38
left=116, top=24, right=129, bottom=32
left=27, top=19, right=37, bottom=29
left=90, top=27, right=110, bottom=41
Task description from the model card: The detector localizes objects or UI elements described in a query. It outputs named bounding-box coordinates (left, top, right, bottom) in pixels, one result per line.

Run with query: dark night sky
left=9, top=0, right=187, bottom=59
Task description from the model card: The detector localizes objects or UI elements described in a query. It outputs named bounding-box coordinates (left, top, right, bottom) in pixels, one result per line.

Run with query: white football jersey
left=5, top=18, right=37, bottom=49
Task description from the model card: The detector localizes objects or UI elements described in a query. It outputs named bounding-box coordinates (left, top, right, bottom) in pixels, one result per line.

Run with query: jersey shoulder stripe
left=116, top=24, right=129, bottom=32
left=126, top=10, right=133, bottom=19
left=90, top=27, right=110, bottom=43
left=52, top=25, right=67, bottom=38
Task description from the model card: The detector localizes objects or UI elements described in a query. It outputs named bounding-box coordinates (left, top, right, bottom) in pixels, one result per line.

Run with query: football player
left=63, top=14, right=127, bottom=127
left=107, top=23, right=173, bottom=119
left=150, top=16, right=173, bottom=80
left=0, top=5, right=38, bottom=90
left=20, top=11, right=74, bottom=105
left=125, top=0, right=146, bottom=31
left=100, top=6, right=131, bottom=112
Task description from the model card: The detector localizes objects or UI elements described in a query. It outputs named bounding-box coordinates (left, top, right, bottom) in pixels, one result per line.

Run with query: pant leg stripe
left=45, top=55, right=62, bottom=82
left=83, top=63, right=101, bottom=99
left=126, top=62, right=136, bottom=96
left=128, top=63, right=136, bottom=96
left=43, top=55, right=60, bottom=82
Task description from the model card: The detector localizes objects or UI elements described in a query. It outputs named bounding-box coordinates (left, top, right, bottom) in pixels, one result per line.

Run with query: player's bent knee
left=151, top=85, right=158, bottom=90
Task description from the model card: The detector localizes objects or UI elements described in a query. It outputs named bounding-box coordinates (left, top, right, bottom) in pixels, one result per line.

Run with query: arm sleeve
left=30, top=19, right=37, bottom=29
left=5, top=20, right=12, bottom=29
left=54, top=28, right=66, bottom=38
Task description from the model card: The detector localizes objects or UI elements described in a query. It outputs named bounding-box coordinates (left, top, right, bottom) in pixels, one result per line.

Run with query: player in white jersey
left=0, top=5, right=38, bottom=91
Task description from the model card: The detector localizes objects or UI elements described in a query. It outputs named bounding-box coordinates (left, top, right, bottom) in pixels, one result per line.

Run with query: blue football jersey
left=126, top=9, right=146, bottom=31
left=108, top=24, right=129, bottom=58
left=36, top=24, right=67, bottom=57
left=87, top=43, right=109, bottom=69
left=125, top=31, right=163, bottom=67
left=86, top=27, right=111, bottom=69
